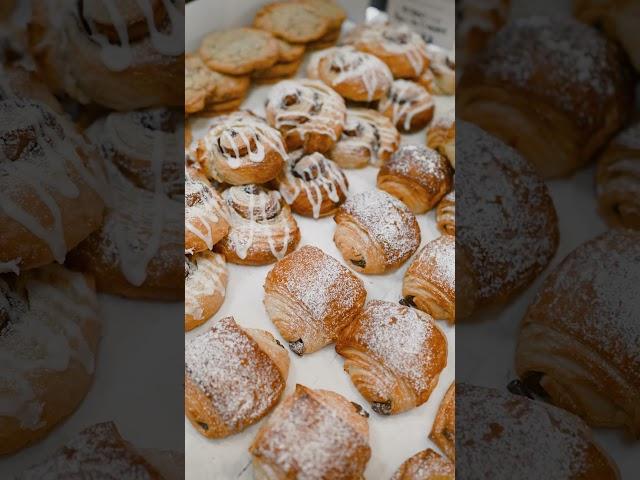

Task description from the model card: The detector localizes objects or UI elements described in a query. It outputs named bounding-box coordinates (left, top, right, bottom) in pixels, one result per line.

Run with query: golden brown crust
left=427, top=114, right=455, bottom=169
left=436, top=190, right=455, bottom=236
left=263, top=245, right=366, bottom=355
left=253, top=2, right=330, bottom=44
left=430, top=383, right=455, bottom=461
left=336, top=300, right=448, bottom=415
left=378, top=145, right=453, bottom=214
left=184, top=252, right=228, bottom=331
left=378, top=80, right=435, bottom=133
left=199, top=28, right=279, bottom=75
left=185, top=54, right=218, bottom=114
left=391, top=449, right=454, bottom=480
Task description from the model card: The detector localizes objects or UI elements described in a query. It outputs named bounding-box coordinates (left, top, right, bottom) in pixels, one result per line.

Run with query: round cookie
left=254, top=2, right=330, bottom=43
left=294, top=0, right=346, bottom=31
left=185, top=54, right=217, bottom=114
left=276, top=38, right=306, bottom=63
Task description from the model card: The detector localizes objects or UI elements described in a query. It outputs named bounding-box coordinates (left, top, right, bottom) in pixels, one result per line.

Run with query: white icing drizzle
left=0, top=259, right=20, bottom=275
left=379, top=80, right=433, bottom=131
left=278, top=152, right=348, bottom=219
left=185, top=252, right=227, bottom=321
left=334, top=108, right=399, bottom=165
left=185, top=169, right=228, bottom=252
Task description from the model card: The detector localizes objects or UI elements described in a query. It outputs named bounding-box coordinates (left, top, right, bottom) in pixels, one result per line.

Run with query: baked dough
left=429, top=383, right=455, bottom=460
left=391, top=449, right=454, bottom=480
left=184, top=251, right=228, bottom=331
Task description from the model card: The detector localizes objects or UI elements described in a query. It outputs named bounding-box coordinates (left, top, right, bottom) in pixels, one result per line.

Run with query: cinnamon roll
left=427, top=112, right=455, bottom=169
left=391, top=449, right=454, bottom=480
left=436, top=190, right=455, bottom=236
left=596, top=121, right=640, bottom=230
left=402, top=235, right=455, bottom=324
left=328, top=108, right=400, bottom=168
left=0, top=265, right=101, bottom=455
left=196, top=111, right=287, bottom=185
left=420, top=43, right=455, bottom=96
left=334, top=190, right=421, bottom=274
left=459, top=16, right=633, bottom=178
left=30, top=0, right=184, bottom=110
left=250, top=384, right=371, bottom=480
left=516, top=229, right=640, bottom=435
left=265, top=78, right=346, bottom=153
left=214, top=185, right=301, bottom=266
left=378, top=80, right=435, bottom=132
left=184, top=251, right=228, bottom=332
left=263, top=245, right=367, bottom=356
left=430, top=383, right=455, bottom=461
left=185, top=316, right=289, bottom=438
left=275, top=151, right=348, bottom=218
left=377, top=145, right=453, bottom=214
left=0, top=69, right=106, bottom=272
left=185, top=168, right=229, bottom=255
left=336, top=300, right=447, bottom=415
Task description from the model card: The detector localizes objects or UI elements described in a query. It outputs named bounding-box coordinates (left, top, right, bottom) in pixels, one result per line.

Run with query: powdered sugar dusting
left=415, top=235, right=455, bottom=292
left=384, top=144, right=452, bottom=191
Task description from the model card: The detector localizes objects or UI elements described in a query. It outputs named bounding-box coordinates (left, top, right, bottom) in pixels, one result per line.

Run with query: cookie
left=294, top=0, right=346, bottom=31
left=198, top=97, right=245, bottom=117
left=254, top=2, right=330, bottom=43
left=276, top=38, right=306, bottom=63
left=199, top=27, right=279, bottom=75
left=185, top=54, right=217, bottom=114
left=253, top=59, right=302, bottom=80
left=209, top=71, right=250, bottom=103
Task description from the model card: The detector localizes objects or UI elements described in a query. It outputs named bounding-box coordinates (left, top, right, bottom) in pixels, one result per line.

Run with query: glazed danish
left=214, top=185, right=301, bottom=266
left=402, top=235, right=455, bottom=324
left=420, top=43, right=455, bottom=96
left=329, top=108, right=400, bottom=168
left=185, top=316, right=289, bottom=439
left=336, top=300, right=447, bottom=415
left=427, top=112, right=455, bottom=169
left=0, top=265, right=101, bottom=455
left=516, top=230, right=640, bottom=435
left=377, top=145, right=453, bottom=214
left=265, top=78, right=346, bottom=153
left=378, top=80, right=434, bottom=132
left=391, top=449, right=454, bottom=480
left=596, top=121, right=640, bottom=230
left=250, top=384, right=371, bottom=480
left=196, top=111, right=287, bottom=185
left=184, top=251, right=228, bottom=332
left=430, top=383, right=455, bottom=461
left=334, top=190, right=421, bottom=274
left=264, top=245, right=366, bottom=355
left=436, top=190, right=455, bottom=236
left=275, top=151, right=349, bottom=218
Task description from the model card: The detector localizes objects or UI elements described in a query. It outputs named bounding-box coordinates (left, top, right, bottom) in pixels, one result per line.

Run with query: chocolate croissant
left=430, top=383, right=455, bottom=461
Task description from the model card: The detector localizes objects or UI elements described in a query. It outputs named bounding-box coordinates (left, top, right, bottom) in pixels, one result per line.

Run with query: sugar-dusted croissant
left=391, top=449, right=454, bottom=480
left=402, top=235, right=455, bottom=324
left=436, top=190, right=455, bottom=236
left=430, top=383, right=455, bottom=461
left=184, top=251, right=228, bottom=331
left=250, top=384, right=371, bottom=480
left=185, top=316, right=289, bottom=438
left=264, top=245, right=366, bottom=355
left=336, top=300, right=447, bottom=415
left=516, top=229, right=640, bottom=435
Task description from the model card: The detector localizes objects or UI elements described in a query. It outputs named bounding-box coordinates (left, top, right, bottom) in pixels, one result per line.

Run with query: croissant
left=184, top=251, right=228, bottom=331
left=458, top=16, right=633, bottom=178
left=214, top=185, right=301, bottom=265
left=427, top=112, right=455, bottom=169
left=436, top=190, right=455, bottom=236
left=456, top=383, right=619, bottom=478
left=596, top=121, right=640, bottom=230
left=249, top=384, right=371, bottom=480
left=516, top=229, right=640, bottom=435
left=430, top=383, right=455, bottom=461
left=334, top=190, right=421, bottom=274
left=0, top=265, right=101, bottom=455
left=264, top=245, right=367, bottom=355
left=336, top=300, right=448, bottom=415
left=402, top=235, right=455, bottom=324
left=185, top=316, right=289, bottom=438
left=377, top=145, right=453, bottom=214
left=275, top=151, right=349, bottom=218
left=391, top=449, right=454, bottom=480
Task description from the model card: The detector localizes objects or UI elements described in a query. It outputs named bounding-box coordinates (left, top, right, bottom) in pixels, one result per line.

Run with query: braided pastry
left=0, top=265, right=101, bottom=455
left=378, top=80, right=434, bottom=132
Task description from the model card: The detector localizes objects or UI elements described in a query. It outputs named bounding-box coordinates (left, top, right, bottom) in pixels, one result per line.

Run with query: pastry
left=336, top=300, right=447, bottom=415
left=185, top=168, right=229, bottom=255
left=402, top=235, right=455, bottom=324
left=309, top=46, right=393, bottom=102
left=253, top=2, right=330, bottom=44
left=456, top=0, right=510, bottom=68
left=249, top=384, right=371, bottom=480
left=457, top=121, right=558, bottom=316
left=574, top=0, right=640, bottom=72
left=420, top=43, right=455, bottom=96
left=0, top=265, right=101, bottom=455
left=214, top=185, right=301, bottom=266
left=378, top=80, right=435, bottom=132
left=596, top=121, right=640, bottom=230
left=429, top=383, right=455, bottom=461
left=436, top=190, right=455, bottom=236
left=196, top=111, right=287, bottom=186
left=334, top=190, right=421, bottom=274
left=458, top=16, right=633, bottom=178
left=391, top=449, right=454, bottom=480
left=15, top=422, right=183, bottom=479
left=185, top=316, right=289, bottom=438
left=185, top=53, right=218, bottom=115
left=427, top=111, right=455, bottom=168
left=199, top=27, right=279, bottom=75
left=184, top=251, right=228, bottom=332
left=275, top=151, right=349, bottom=218
left=29, top=0, right=183, bottom=110
left=0, top=69, right=105, bottom=272
left=377, top=145, right=453, bottom=214
left=328, top=108, right=400, bottom=168
left=349, top=23, right=429, bottom=78
left=456, top=383, right=619, bottom=479
left=265, top=78, right=346, bottom=153
left=516, top=229, right=640, bottom=434
left=263, top=245, right=366, bottom=355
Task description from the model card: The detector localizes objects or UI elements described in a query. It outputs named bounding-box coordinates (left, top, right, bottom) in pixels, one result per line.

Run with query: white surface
left=185, top=1, right=455, bottom=479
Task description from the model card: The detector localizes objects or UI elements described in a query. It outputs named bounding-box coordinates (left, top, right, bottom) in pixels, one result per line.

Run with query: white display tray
left=185, top=2, right=456, bottom=479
